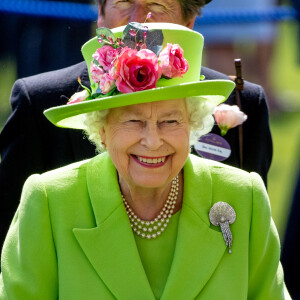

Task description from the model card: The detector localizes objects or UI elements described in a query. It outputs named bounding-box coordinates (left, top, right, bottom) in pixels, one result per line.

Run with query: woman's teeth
left=136, top=156, right=166, bottom=164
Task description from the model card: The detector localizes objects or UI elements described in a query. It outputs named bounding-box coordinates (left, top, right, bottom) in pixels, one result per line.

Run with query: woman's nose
left=129, top=4, right=149, bottom=23
left=140, top=123, right=163, bottom=150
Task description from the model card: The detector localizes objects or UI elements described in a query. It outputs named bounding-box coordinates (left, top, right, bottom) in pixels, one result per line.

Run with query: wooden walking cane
left=229, top=59, right=244, bottom=169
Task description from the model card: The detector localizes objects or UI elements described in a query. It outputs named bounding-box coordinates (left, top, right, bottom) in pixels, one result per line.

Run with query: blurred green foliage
left=268, top=22, right=300, bottom=238
left=0, top=57, right=14, bottom=127
left=269, top=110, right=300, bottom=238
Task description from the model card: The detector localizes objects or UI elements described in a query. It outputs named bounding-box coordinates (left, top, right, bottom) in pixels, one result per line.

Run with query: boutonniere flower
left=213, top=104, right=248, bottom=136
left=67, top=17, right=189, bottom=104
left=68, top=89, right=89, bottom=104
left=67, top=77, right=92, bottom=104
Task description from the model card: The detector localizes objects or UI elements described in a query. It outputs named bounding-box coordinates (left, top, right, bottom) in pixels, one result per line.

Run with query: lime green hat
left=44, top=22, right=235, bottom=129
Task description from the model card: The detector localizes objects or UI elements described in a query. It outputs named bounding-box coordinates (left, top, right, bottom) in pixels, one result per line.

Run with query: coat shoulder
left=189, top=154, right=262, bottom=189
left=20, top=61, right=87, bottom=93
left=11, top=61, right=89, bottom=110
left=27, top=159, right=91, bottom=192
left=201, top=66, right=265, bottom=97
left=35, top=153, right=111, bottom=191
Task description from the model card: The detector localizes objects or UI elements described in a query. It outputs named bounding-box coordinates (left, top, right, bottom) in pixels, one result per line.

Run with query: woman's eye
left=149, top=2, right=162, bottom=7
left=126, top=120, right=143, bottom=125
left=114, top=0, right=131, bottom=8
left=148, top=2, right=168, bottom=12
left=161, top=120, right=178, bottom=126
left=115, top=0, right=130, bottom=3
left=149, top=2, right=165, bottom=8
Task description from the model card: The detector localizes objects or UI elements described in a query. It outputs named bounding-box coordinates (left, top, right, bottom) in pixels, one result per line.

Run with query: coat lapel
left=161, top=156, right=226, bottom=299
left=73, top=154, right=155, bottom=300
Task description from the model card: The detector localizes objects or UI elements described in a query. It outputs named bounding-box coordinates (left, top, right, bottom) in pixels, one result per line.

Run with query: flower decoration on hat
left=67, top=19, right=189, bottom=104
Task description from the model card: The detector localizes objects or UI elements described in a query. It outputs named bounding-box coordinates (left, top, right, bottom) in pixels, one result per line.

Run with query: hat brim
left=44, top=79, right=235, bottom=129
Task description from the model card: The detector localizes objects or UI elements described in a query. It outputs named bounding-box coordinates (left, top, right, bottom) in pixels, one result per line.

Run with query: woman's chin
left=128, top=155, right=173, bottom=189
left=129, top=173, right=171, bottom=190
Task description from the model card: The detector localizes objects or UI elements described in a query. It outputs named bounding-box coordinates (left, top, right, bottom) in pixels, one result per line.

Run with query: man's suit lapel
left=79, top=63, right=90, bottom=89
left=73, top=153, right=155, bottom=300
left=161, top=156, right=226, bottom=299
left=201, top=66, right=240, bottom=169
left=66, top=63, right=97, bottom=162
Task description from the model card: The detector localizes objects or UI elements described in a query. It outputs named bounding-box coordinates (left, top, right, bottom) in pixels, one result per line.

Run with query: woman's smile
left=132, top=154, right=169, bottom=168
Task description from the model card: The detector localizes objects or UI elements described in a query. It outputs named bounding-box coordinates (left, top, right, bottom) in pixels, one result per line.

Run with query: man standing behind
left=0, top=0, right=272, bottom=250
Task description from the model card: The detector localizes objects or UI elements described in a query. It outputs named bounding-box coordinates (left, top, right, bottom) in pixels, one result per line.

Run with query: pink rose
left=113, top=47, right=161, bottom=93
left=213, top=104, right=248, bottom=136
left=158, top=43, right=189, bottom=78
left=90, top=61, right=105, bottom=84
left=99, top=72, right=115, bottom=94
left=67, top=90, right=89, bottom=105
left=92, top=45, right=118, bottom=72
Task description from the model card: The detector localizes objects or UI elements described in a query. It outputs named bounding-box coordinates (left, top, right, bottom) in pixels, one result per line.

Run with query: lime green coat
left=0, top=153, right=290, bottom=299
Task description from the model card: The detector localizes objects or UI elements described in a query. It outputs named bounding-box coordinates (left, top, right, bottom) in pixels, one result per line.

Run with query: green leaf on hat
left=96, top=27, right=117, bottom=47
left=122, top=22, right=164, bottom=56
left=92, top=58, right=100, bottom=67
left=92, top=86, right=119, bottom=99
left=122, top=22, right=146, bottom=44
left=77, top=77, right=92, bottom=96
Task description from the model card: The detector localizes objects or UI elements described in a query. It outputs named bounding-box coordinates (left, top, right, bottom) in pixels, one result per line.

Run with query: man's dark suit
left=281, top=163, right=300, bottom=300
left=0, top=61, right=272, bottom=249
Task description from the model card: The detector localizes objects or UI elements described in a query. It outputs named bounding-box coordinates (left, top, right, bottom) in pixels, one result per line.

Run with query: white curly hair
left=83, top=97, right=216, bottom=152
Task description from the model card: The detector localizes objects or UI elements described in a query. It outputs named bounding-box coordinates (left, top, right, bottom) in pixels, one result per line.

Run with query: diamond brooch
left=209, top=202, right=236, bottom=253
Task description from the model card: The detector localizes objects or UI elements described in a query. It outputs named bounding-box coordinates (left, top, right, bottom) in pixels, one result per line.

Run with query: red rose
left=113, top=47, right=161, bottom=93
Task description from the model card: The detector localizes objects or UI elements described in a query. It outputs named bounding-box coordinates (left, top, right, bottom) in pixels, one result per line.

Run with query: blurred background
left=0, top=0, right=299, bottom=240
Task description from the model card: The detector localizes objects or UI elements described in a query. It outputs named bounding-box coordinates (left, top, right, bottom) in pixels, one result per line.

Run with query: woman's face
left=100, top=98, right=190, bottom=189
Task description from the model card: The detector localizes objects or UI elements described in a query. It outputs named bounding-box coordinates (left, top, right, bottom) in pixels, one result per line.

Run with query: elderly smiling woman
left=0, top=23, right=290, bottom=299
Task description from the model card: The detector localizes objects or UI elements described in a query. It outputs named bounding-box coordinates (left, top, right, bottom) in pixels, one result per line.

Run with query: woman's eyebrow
left=120, top=111, right=144, bottom=119
left=146, top=0, right=174, bottom=9
left=159, top=110, right=184, bottom=118
left=120, top=109, right=184, bottom=119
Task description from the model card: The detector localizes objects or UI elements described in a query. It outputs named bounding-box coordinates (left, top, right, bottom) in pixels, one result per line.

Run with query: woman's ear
left=185, top=15, right=197, bottom=29
left=100, top=127, right=106, bottom=148
left=97, top=4, right=105, bottom=28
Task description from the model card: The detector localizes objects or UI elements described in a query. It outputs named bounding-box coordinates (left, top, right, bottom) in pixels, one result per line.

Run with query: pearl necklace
left=121, top=175, right=179, bottom=239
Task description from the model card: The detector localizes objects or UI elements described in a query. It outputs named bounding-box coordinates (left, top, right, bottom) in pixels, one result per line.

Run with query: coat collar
left=73, top=153, right=155, bottom=300
left=161, top=155, right=226, bottom=299
left=73, top=153, right=226, bottom=299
